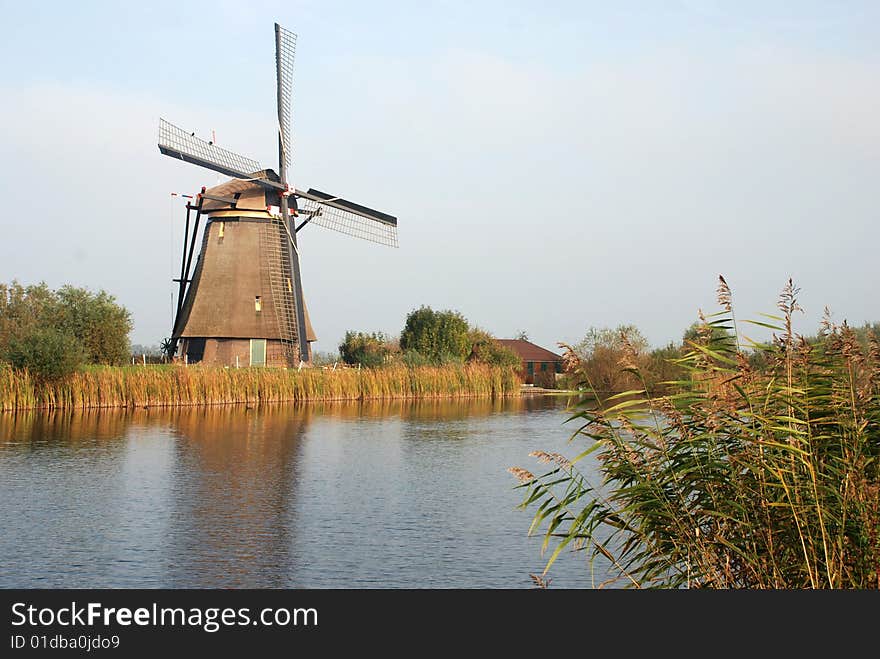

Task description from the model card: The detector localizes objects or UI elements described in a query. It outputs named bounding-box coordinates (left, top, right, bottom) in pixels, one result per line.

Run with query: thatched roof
left=173, top=216, right=316, bottom=342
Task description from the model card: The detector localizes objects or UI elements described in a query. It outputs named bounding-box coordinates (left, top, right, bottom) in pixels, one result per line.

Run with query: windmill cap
left=200, top=175, right=280, bottom=213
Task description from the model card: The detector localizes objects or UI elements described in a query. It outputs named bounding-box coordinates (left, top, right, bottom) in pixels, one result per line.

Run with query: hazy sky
left=1, top=1, right=877, bottom=354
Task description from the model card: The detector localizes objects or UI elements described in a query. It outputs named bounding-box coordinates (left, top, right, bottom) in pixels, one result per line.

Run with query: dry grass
left=0, top=363, right=520, bottom=411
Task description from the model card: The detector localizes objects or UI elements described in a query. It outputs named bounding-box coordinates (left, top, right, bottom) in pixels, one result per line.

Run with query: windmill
left=158, top=23, right=398, bottom=367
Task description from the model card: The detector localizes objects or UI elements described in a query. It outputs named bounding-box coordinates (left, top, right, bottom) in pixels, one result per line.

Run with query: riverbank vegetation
left=560, top=317, right=880, bottom=396
left=555, top=324, right=677, bottom=394
left=0, top=281, right=132, bottom=381
left=0, top=283, right=521, bottom=410
left=511, top=277, right=880, bottom=588
left=0, top=362, right=519, bottom=411
left=339, top=306, right=521, bottom=370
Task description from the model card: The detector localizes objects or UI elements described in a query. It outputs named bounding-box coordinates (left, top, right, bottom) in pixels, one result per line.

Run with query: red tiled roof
left=495, top=339, right=562, bottom=362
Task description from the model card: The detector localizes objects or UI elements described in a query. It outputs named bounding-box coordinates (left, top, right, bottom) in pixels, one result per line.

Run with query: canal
left=0, top=395, right=611, bottom=588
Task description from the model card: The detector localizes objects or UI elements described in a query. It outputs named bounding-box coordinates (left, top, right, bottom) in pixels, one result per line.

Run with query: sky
left=1, top=1, right=877, bottom=354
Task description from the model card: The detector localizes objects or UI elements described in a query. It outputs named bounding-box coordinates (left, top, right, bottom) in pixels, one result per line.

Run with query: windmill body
left=172, top=176, right=317, bottom=366
left=159, top=24, right=397, bottom=367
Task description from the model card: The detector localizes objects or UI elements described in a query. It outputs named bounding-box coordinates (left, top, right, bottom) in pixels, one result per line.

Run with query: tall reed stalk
left=0, top=363, right=519, bottom=411
left=511, top=278, right=880, bottom=588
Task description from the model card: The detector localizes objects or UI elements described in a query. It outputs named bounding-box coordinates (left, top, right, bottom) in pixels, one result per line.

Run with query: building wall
left=174, top=215, right=317, bottom=365
left=521, top=361, right=562, bottom=388
left=181, top=338, right=300, bottom=367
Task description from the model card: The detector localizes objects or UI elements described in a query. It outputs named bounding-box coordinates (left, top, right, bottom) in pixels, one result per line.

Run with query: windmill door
left=250, top=339, right=267, bottom=367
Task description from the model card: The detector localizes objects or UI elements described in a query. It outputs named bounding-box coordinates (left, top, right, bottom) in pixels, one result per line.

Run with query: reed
left=511, top=277, right=880, bottom=589
left=0, top=363, right=519, bottom=411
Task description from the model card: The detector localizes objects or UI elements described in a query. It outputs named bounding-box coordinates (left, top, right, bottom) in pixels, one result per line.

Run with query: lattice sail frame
left=158, top=119, right=266, bottom=181
left=158, top=118, right=398, bottom=248
left=275, top=24, right=297, bottom=171
left=297, top=197, right=399, bottom=248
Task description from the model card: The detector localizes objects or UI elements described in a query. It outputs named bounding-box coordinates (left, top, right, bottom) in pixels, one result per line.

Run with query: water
left=0, top=395, right=610, bottom=588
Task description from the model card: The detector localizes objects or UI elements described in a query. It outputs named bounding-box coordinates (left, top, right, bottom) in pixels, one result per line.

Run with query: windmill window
left=218, top=222, right=225, bottom=243
left=255, top=296, right=262, bottom=312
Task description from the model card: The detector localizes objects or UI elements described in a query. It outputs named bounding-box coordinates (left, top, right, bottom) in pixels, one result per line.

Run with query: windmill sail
left=159, top=118, right=283, bottom=189
left=274, top=22, right=308, bottom=363
left=275, top=24, right=297, bottom=170
left=296, top=189, right=399, bottom=248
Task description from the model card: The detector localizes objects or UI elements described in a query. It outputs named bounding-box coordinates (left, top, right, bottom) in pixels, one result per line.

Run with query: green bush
left=0, top=281, right=54, bottom=348
left=1, top=281, right=132, bottom=367
left=400, top=306, right=470, bottom=364
left=645, top=342, right=685, bottom=390
left=339, top=331, right=389, bottom=368
left=4, top=326, right=84, bottom=382
left=51, top=285, right=132, bottom=365
left=468, top=328, right=521, bottom=369
left=399, top=349, right=431, bottom=368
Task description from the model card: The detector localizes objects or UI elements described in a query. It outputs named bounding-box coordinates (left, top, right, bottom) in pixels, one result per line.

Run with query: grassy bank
left=0, top=363, right=520, bottom=411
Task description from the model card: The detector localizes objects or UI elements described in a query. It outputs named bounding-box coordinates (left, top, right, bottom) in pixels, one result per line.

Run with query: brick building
left=495, top=339, right=563, bottom=388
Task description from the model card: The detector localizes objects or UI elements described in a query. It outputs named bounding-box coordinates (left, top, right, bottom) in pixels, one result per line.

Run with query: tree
left=50, top=285, right=132, bottom=365
left=571, top=324, right=650, bottom=393
left=399, top=306, right=470, bottom=364
left=310, top=350, right=341, bottom=367
left=0, top=280, right=132, bottom=369
left=131, top=343, right=164, bottom=357
left=468, top=327, right=521, bottom=369
left=339, top=331, right=390, bottom=368
left=0, top=281, right=54, bottom=348
left=576, top=324, right=649, bottom=359
left=647, top=342, right=685, bottom=389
